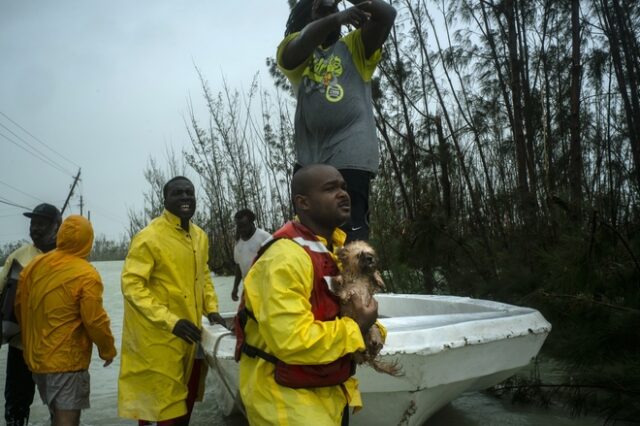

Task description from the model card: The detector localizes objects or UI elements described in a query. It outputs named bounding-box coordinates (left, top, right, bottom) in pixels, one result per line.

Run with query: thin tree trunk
left=435, top=116, right=452, bottom=220
left=505, top=0, right=534, bottom=226
left=569, top=0, right=584, bottom=220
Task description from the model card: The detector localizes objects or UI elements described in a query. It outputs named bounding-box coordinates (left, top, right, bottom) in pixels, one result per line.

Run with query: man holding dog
left=237, top=164, right=383, bottom=425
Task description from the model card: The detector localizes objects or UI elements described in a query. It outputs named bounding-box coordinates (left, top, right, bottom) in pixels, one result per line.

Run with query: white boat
left=201, top=294, right=551, bottom=426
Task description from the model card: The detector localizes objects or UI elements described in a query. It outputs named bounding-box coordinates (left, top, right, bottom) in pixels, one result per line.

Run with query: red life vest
left=234, top=221, right=354, bottom=388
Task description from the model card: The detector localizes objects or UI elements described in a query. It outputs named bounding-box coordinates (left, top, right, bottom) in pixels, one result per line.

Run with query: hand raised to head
left=335, top=4, right=371, bottom=28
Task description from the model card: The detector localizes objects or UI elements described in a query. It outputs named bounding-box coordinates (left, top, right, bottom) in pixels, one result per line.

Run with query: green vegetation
left=124, top=0, right=640, bottom=422
left=89, top=235, right=129, bottom=262
left=1, top=237, right=129, bottom=263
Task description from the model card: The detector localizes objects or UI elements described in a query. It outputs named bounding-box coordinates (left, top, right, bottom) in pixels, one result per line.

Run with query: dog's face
left=339, top=241, right=378, bottom=274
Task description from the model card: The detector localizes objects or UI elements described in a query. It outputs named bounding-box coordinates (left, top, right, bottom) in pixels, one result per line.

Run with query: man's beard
left=33, top=228, right=57, bottom=252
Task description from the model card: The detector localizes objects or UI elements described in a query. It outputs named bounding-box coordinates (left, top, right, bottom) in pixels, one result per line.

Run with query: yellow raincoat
left=0, top=244, right=41, bottom=294
left=15, top=215, right=116, bottom=373
left=0, top=243, right=42, bottom=348
left=118, top=210, right=219, bottom=422
left=239, top=227, right=385, bottom=426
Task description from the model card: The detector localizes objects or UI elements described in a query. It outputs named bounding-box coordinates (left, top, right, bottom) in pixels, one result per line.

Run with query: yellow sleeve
left=201, top=234, right=219, bottom=314
left=121, top=234, right=180, bottom=332
left=276, top=32, right=312, bottom=86
left=250, top=239, right=365, bottom=365
left=341, top=29, right=382, bottom=81
left=375, top=320, right=387, bottom=341
left=14, top=261, right=28, bottom=326
left=79, top=272, right=117, bottom=361
left=0, top=252, right=14, bottom=295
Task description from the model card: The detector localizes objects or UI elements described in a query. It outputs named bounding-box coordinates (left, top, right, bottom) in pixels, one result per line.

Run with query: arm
left=250, top=240, right=365, bottom=365
left=122, top=240, right=201, bottom=343
left=202, top=235, right=220, bottom=315
left=203, top=265, right=225, bottom=328
left=121, top=235, right=180, bottom=332
left=0, top=254, right=12, bottom=295
left=79, top=275, right=117, bottom=364
left=231, top=264, right=242, bottom=302
left=201, top=235, right=227, bottom=327
left=13, top=261, right=26, bottom=326
left=347, top=0, right=397, bottom=59
left=279, top=4, right=372, bottom=70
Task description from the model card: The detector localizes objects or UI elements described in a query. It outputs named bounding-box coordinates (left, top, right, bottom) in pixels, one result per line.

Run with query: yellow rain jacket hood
left=15, top=215, right=116, bottom=373
left=118, top=210, right=220, bottom=422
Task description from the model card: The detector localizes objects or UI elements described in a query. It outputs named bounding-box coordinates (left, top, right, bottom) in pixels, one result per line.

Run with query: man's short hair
left=162, top=176, right=192, bottom=199
left=234, top=209, right=255, bottom=222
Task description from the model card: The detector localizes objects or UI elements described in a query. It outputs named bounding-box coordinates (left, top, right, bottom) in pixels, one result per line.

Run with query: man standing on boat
left=0, top=203, right=61, bottom=426
left=118, top=176, right=226, bottom=425
left=238, top=164, right=382, bottom=425
left=277, top=0, right=396, bottom=242
left=230, top=209, right=271, bottom=302
left=15, top=215, right=116, bottom=426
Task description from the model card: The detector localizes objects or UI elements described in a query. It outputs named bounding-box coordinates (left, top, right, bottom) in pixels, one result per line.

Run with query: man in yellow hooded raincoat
left=15, top=214, right=117, bottom=426
left=118, top=176, right=225, bottom=425
left=239, top=164, right=382, bottom=426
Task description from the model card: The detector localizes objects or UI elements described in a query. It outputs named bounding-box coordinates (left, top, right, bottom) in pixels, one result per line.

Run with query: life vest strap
left=241, top=342, right=280, bottom=365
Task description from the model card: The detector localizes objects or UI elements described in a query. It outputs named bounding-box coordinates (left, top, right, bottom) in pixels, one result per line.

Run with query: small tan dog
left=333, top=240, right=401, bottom=376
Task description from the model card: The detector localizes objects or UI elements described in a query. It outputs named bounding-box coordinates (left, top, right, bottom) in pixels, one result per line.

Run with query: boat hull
left=201, top=294, right=551, bottom=426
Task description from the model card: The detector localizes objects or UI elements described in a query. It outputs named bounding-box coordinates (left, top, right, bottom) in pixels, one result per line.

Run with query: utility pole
left=79, top=195, right=84, bottom=216
left=61, top=168, right=81, bottom=215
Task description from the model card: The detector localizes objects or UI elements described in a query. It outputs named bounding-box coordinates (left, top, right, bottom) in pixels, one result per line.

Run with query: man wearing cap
left=0, top=203, right=61, bottom=426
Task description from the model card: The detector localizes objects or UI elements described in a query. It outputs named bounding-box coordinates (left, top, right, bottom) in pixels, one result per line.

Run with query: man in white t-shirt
left=231, top=209, right=271, bottom=301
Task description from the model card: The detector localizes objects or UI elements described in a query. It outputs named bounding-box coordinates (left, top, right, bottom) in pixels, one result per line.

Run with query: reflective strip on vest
left=291, top=236, right=330, bottom=253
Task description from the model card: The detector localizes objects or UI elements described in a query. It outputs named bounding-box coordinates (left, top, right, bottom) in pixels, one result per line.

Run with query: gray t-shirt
left=278, top=30, right=382, bottom=173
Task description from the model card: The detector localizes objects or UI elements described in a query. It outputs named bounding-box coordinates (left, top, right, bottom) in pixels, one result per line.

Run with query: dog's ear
left=331, top=275, right=344, bottom=293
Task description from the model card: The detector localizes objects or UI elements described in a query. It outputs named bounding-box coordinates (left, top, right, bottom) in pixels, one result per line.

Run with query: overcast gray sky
left=0, top=0, right=290, bottom=245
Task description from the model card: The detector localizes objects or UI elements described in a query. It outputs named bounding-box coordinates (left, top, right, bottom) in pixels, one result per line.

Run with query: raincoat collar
left=56, top=215, right=94, bottom=258
left=293, top=217, right=346, bottom=252
left=162, top=209, right=193, bottom=233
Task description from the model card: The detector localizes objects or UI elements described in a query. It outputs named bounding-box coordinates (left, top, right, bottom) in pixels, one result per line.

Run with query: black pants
left=293, top=165, right=372, bottom=242
left=338, top=169, right=372, bottom=242
left=4, top=345, right=35, bottom=425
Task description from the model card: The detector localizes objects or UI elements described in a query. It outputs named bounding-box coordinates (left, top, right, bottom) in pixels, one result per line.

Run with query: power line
left=0, top=179, right=45, bottom=203
left=0, top=122, right=74, bottom=176
left=0, top=131, right=73, bottom=177
left=0, top=197, right=29, bottom=210
left=0, top=110, right=80, bottom=169
left=85, top=199, right=129, bottom=227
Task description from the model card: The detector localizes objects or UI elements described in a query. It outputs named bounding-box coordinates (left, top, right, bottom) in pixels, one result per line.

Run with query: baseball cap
left=23, top=203, right=62, bottom=222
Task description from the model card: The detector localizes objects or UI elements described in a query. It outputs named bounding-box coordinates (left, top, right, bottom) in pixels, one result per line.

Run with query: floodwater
left=0, top=260, right=602, bottom=425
